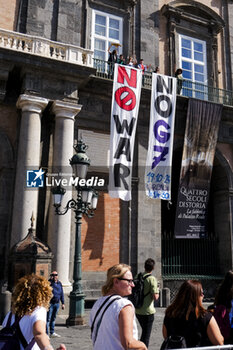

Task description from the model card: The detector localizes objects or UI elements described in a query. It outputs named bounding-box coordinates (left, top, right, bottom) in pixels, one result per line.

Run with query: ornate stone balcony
left=0, top=28, right=93, bottom=67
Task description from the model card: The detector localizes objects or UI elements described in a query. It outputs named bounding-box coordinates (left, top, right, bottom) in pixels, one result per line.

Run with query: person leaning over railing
left=161, top=280, right=224, bottom=348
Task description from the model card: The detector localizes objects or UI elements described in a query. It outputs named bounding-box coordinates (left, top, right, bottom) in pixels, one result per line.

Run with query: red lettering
left=117, top=66, right=137, bottom=88
left=115, top=87, right=136, bottom=111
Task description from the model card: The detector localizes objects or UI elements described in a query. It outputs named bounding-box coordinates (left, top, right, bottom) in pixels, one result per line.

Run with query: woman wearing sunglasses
left=89, top=263, right=147, bottom=350
left=162, top=280, right=223, bottom=348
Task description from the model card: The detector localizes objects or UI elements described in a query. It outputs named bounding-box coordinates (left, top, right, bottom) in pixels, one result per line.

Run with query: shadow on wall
left=82, top=191, right=120, bottom=269
left=82, top=191, right=105, bottom=267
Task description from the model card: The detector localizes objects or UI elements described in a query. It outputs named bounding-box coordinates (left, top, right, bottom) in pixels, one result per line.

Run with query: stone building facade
left=0, top=0, right=233, bottom=308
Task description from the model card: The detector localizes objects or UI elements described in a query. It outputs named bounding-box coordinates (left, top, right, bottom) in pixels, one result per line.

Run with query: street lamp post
left=51, top=140, right=98, bottom=325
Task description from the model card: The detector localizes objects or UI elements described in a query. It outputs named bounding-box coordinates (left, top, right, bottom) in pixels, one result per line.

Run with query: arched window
left=162, top=1, right=225, bottom=88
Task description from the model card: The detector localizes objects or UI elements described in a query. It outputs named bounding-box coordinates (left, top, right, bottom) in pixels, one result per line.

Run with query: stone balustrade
left=0, top=28, right=93, bottom=67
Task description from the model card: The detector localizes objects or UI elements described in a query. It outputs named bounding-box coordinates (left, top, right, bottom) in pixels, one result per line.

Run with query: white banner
left=145, top=73, right=177, bottom=200
left=109, top=64, right=142, bottom=201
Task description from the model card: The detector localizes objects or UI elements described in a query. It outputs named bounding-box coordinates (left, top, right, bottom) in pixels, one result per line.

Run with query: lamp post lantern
left=51, top=139, right=98, bottom=325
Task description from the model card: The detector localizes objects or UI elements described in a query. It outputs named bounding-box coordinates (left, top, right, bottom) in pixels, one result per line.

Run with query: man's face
left=50, top=271, right=58, bottom=282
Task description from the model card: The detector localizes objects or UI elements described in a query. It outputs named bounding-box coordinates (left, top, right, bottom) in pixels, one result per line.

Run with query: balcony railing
left=0, top=28, right=93, bottom=67
left=93, top=58, right=233, bottom=107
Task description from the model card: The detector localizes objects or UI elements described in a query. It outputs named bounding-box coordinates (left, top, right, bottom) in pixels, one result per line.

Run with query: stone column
left=11, top=94, right=48, bottom=246
left=49, top=101, right=82, bottom=291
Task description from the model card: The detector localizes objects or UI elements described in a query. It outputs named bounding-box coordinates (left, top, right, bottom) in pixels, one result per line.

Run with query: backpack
left=0, top=312, right=35, bottom=350
left=160, top=335, right=187, bottom=350
left=128, top=273, right=150, bottom=308
left=213, top=305, right=231, bottom=340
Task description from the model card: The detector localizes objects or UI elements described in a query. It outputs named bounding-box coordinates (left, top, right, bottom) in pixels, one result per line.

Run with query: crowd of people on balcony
left=107, top=44, right=153, bottom=76
left=107, top=44, right=183, bottom=93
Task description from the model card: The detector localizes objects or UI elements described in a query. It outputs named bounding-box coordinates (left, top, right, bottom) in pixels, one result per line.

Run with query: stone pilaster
left=11, top=94, right=48, bottom=246
left=49, top=100, right=82, bottom=291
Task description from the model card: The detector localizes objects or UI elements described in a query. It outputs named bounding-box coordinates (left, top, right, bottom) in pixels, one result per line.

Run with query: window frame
left=179, top=34, right=207, bottom=85
left=92, top=9, right=123, bottom=62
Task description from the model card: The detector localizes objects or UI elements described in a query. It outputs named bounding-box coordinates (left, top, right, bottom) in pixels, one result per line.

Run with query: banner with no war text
left=145, top=73, right=177, bottom=200
left=109, top=64, right=142, bottom=201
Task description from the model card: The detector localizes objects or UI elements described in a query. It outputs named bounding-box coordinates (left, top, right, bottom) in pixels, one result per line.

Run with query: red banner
left=109, top=64, right=142, bottom=201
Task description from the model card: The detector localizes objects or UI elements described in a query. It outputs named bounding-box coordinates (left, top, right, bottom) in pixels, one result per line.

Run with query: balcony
left=93, top=58, right=233, bottom=107
left=0, top=28, right=93, bottom=67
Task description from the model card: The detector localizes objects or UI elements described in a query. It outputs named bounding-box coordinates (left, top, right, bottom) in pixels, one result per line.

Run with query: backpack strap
left=91, top=296, right=121, bottom=344
left=6, top=312, right=13, bottom=328
left=91, top=295, right=113, bottom=334
left=16, top=318, right=36, bottom=350
left=8, top=313, right=36, bottom=350
left=143, top=273, right=152, bottom=298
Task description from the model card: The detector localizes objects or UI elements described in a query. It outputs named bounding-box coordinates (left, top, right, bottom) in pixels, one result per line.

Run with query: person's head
left=50, top=271, right=58, bottom=282
left=144, top=258, right=155, bottom=273
left=165, top=280, right=205, bottom=319
left=112, top=49, right=117, bottom=55
left=11, top=274, right=52, bottom=317
left=102, top=263, right=133, bottom=297
left=155, top=66, right=159, bottom=73
left=140, top=59, right=144, bottom=64
left=175, top=68, right=182, bottom=76
left=215, top=270, right=233, bottom=308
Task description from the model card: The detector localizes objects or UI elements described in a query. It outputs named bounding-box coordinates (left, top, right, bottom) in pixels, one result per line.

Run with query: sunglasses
left=51, top=274, right=58, bottom=276
left=117, top=278, right=134, bottom=285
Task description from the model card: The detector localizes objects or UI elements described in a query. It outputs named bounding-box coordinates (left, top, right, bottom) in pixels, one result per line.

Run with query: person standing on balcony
left=127, top=56, right=134, bottom=66
left=117, top=54, right=125, bottom=65
left=175, top=68, right=183, bottom=94
left=137, top=59, right=147, bottom=74
left=108, top=43, right=118, bottom=78
left=135, top=258, right=159, bottom=348
left=108, top=45, right=118, bottom=63
left=46, top=271, right=65, bottom=338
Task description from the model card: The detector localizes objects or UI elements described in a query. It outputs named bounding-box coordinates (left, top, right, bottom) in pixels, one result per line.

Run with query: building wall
left=82, top=193, right=120, bottom=272
left=0, top=0, right=19, bottom=30
left=159, top=0, right=226, bottom=89
left=0, top=105, right=19, bottom=280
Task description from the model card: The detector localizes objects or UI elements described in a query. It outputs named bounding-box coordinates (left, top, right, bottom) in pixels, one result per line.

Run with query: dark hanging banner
left=174, top=99, right=222, bottom=238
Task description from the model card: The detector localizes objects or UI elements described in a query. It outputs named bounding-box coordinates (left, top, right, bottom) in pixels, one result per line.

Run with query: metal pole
left=66, top=208, right=85, bottom=325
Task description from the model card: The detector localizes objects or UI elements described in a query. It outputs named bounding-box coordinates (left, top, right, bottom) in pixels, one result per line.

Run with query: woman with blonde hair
left=162, top=280, right=223, bottom=348
left=89, top=263, right=147, bottom=350
left=2, top=274, right=66, bottom=350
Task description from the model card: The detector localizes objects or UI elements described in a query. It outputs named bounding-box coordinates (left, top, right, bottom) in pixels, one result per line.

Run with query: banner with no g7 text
left=145, top=73, right=177, bottom=200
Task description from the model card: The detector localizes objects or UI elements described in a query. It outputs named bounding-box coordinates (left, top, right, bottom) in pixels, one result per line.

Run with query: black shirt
left=164, top=311, right=212, bottom=347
